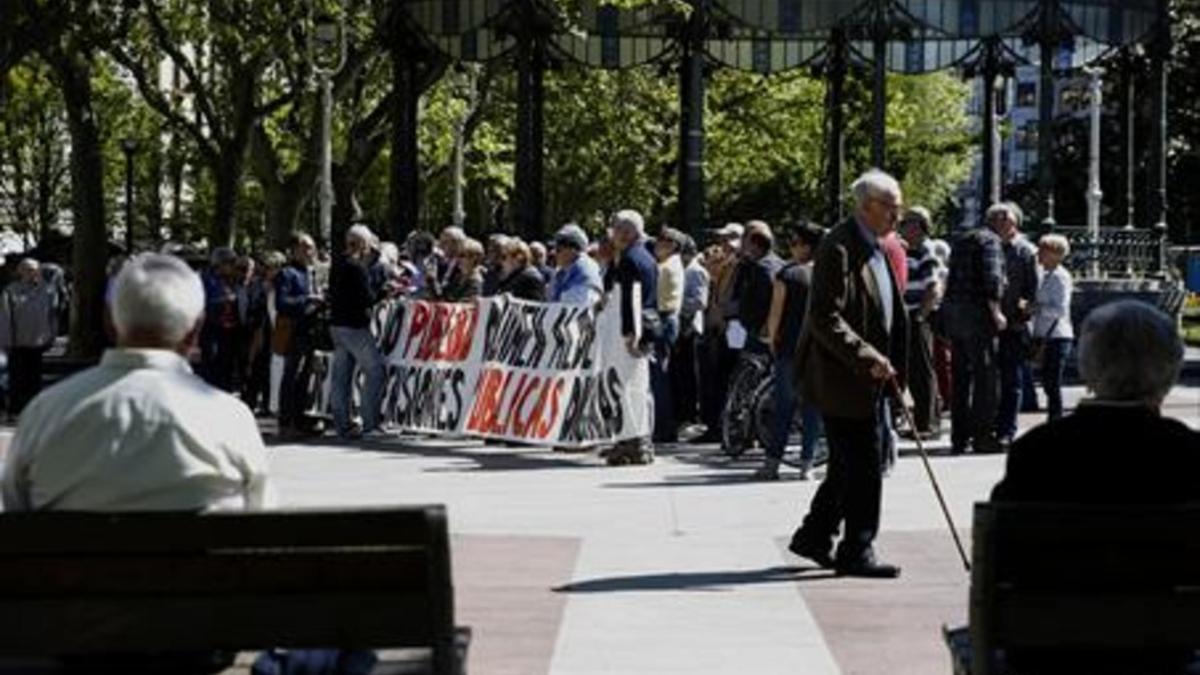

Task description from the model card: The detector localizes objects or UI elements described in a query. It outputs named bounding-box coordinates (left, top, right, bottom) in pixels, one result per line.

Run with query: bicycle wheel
left=720, top=354, right=770, bottom=458
left=752, top=374, right=805, bottom=451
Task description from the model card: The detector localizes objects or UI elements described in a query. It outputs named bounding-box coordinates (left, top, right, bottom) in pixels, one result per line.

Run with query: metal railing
left=1050, top=226, right=1165, bottom=279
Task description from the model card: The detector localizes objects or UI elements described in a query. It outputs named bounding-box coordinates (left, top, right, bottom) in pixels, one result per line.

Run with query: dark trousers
left=670, top=330, right=700, bottom=425
left=1041, top=338, right=1071, bottom=421
left=996, top=330, right=1027, bottom=440
left=797, top=399, right=888, bottom=562
left=951, top=332, right=999, bottom=451
left=651, top=315, right=679, bottom=442
left=907, top=313, right=939, bottom=434
left=243, top=337, right=272, bottom=413
left=7, top=346, right=44, bottom=416
left=278, top=330, right=315, bottom=429
left=698, top=333, right=737, bottom=432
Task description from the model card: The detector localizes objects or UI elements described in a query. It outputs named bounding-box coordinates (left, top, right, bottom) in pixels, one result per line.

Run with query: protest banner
left=380, top=290, right=651, bottom=446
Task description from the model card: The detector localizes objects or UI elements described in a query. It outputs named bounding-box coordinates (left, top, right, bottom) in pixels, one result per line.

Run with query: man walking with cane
left=787, top=169, right=910, bottom=579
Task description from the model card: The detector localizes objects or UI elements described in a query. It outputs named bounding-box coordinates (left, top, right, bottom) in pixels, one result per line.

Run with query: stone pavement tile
left=549, top=535, right=842, bottom=675
left=790, top=530, right=970, bottom=675
left=452, top=534, right=581, bottom=675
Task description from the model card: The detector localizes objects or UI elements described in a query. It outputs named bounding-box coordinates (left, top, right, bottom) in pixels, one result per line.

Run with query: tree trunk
left=264, top=184, right=306, bottom=250
left=210, top=152, right=240, bottom=248
left=53, top=49, right=107, bottom=358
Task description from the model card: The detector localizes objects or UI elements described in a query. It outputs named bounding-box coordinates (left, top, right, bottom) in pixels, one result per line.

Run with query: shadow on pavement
left=554, top=566, right=838, bottom=593
left=603, top=472, right=805, bottom=489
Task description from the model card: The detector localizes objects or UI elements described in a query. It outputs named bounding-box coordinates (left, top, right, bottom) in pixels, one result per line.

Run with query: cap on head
left=554, top=224, right=589, bottom=252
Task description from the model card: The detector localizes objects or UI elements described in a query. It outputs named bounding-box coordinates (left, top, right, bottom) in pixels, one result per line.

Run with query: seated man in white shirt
left=2, top=252, right=272, bottom=513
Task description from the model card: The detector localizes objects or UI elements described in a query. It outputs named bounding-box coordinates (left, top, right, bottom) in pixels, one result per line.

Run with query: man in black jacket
left=328, top=225, right=387, bottom=439
left=606, top=209, right=659, bottom=465
left=729, top=221, right=783, bottom=355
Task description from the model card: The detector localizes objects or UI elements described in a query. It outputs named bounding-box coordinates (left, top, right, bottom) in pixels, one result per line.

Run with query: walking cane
left=888, top=376, right=972, bottom=572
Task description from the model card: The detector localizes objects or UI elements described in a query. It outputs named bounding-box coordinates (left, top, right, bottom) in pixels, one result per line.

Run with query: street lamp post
left=1085, top=67, right=1103, bottom=279
left=310, top=11, right=347, bottom=250
left=121, top=138, right=138, bottom=254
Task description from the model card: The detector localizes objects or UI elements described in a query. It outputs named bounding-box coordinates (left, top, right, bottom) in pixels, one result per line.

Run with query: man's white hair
left=985, top=202, right=1020, bottom=226
left=347, top=224, right=375, bottom=247
left=1077, top=300, right=1182, bottom=406
left=440, top=226, right=466, bottom=242
left=612, top=209, right=645, bottom=237
left=851, top=169, right=901, bottom=208
left=111, top=253, right=205, bottom=345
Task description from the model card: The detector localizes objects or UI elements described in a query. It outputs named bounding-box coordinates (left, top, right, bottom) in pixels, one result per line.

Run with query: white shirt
left=1, top=349, right=273, bottom=512
left=1034, top=266, right=1074, bottom=340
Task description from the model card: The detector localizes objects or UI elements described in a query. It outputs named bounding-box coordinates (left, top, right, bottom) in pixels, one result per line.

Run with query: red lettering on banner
left=513, top=375, right=543, bottom=438
left=411, top=303, right=479, bottom=363
left=404, top=303, right=431, bottom=359
left=534, top=378, right=566, bottom=439
left=450, top=306, right=479, bottom=361
left=465, top=368, right=567, bottom=441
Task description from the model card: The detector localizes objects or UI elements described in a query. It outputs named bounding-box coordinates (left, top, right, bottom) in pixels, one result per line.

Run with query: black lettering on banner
left=557, top=367, right=627, bottom=444
left=392, top=364, right=464, bottom=432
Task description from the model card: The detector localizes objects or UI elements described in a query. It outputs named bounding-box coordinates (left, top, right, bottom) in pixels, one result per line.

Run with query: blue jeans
left=1041, top=338, right=1071, bottom=421
left=330, top=325, right=386, bottom=435
left=768, top=355, right=825, bottom=462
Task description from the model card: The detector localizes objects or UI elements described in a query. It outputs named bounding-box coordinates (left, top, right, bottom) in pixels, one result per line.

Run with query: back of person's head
left=744, top=221, right=774, bottom=255
left=788, top=220, right=825, bottom=249
left=346, top=224, right=375, bottom=253
left=111, top=254, right=205, bottom=349
left=1078, top=300, right=1182, bottom=408
left=407, top=230, right=436, bottom=258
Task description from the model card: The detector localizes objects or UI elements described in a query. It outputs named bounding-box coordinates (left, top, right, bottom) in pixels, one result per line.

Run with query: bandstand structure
left=388, top=0, right=1178, bottom=307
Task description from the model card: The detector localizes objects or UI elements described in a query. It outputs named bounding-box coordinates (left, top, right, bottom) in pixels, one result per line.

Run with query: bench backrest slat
left=0, top=507, right=456, bottom=662
left=970, top=502, right=1200, bottom=675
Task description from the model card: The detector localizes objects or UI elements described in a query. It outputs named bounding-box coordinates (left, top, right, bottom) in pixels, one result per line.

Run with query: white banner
left=376, top=291, right=651, bottom=447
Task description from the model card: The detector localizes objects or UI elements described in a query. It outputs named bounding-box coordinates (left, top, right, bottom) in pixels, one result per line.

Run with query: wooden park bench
left=946, top=502, right=1200, bottom=675
left=0, top=506, right=469, bottom=674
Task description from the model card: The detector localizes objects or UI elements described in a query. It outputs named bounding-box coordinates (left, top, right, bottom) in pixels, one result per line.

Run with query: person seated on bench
left=992, top=299, right=1200, bottom=503
left=0, top=253, right=273, bottom=672
left=990, top=299, right=1200, bottom=673
left=1, top=253, right=272, bottom=513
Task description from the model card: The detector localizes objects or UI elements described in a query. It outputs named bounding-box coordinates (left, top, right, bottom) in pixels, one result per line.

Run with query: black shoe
left=835, top=553, right=902, bottom=579
left=788, top=532, right=835, bottom=569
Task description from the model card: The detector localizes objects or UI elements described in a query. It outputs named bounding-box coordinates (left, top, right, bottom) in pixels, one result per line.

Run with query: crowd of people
left=0, top=170, right=1080, bottom=467
left=2, top=167, right=1197, bottom=671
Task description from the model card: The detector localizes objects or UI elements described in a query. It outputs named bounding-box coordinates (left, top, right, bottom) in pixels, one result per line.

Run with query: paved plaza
left=2, top=384, right=1197, bottom=674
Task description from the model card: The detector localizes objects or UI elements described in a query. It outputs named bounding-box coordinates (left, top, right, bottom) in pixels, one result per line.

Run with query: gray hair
left=209, top=246, right=237, bottom=267
left=1077, top=300, right=1182, bottom=406
left=440, top=226, right=466, bottom=243
left=346, top=224, right=375, bottom=248
left=985, top=202, right=1020, bottom=227
left=611, top=209, right=646, bottom=237
left=1038, top=233, right=1070, bottom=257
left=851, top=169, right=901, bottom=209
left=111, top=253, right=205, bottom=346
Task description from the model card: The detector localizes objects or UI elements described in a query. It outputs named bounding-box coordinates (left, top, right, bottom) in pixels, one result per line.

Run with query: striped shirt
left=904, top=240, right=942, bottom=312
